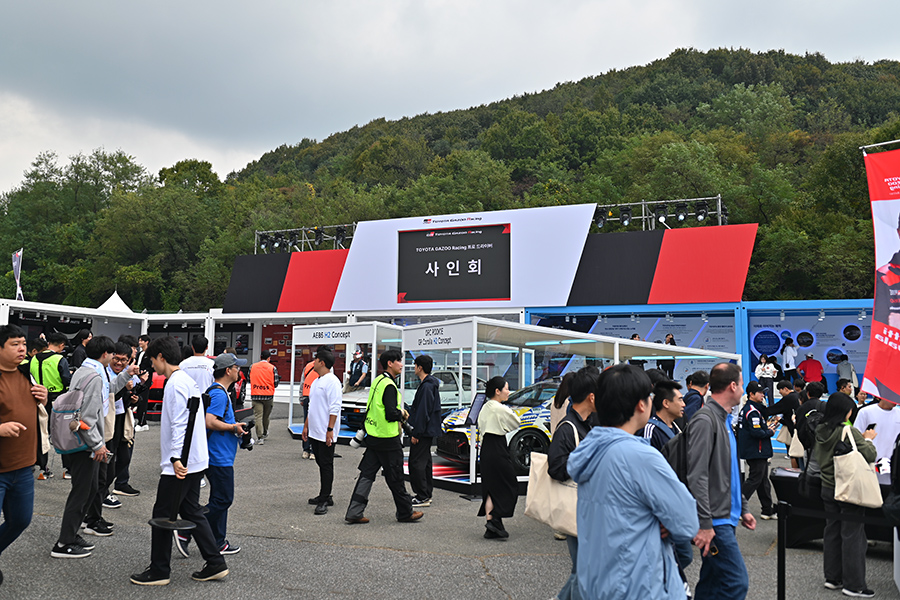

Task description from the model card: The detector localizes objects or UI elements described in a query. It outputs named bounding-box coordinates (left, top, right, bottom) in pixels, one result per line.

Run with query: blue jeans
left=0, top=466, right=34, bottom=556
left=695, top=524, right=749, bottom=600
left=206, top=466, right=235, bottom=548
left=558, top=535, right=583, bottom=600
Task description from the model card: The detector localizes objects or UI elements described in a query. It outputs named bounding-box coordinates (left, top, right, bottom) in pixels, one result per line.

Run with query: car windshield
left=506, top=384, right=557, bottom=408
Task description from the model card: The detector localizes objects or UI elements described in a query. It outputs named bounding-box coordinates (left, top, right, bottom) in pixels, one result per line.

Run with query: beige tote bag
left=525, top=421, right=578, bottom=537
left=834, top=425, right=882, bottom=509
left=788, top=432, right=805, bottom=458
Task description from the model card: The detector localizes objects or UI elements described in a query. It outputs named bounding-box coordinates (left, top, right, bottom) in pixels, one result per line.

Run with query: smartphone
left=866, top=423, right=876, bottom=431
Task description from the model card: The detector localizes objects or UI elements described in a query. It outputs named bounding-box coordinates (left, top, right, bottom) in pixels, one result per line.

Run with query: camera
left=349, top=428, right=366, bottom=449
left=401, top=420, right=414, bottom=438
left=240, top=418, right=255, bottom=451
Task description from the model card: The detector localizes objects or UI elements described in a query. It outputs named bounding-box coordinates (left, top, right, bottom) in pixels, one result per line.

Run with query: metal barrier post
left=776, top=501, right=789, bottom=600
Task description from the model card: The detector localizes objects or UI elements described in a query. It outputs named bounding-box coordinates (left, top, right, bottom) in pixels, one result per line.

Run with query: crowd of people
left=0, top=322, right=892, bottom=597
left=535, top=344, right=889, bottom=599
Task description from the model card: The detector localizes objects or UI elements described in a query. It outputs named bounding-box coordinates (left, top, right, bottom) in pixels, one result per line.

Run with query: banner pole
left=860, top=139, right=900, bottom=152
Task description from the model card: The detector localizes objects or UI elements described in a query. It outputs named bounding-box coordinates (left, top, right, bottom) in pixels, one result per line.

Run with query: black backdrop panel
left=566, top=231, right=665, bottom=306
left=223, top=253, right=292, bottom=313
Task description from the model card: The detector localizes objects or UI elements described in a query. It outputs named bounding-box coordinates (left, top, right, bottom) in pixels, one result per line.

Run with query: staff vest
left=31, top=351, right=65, bottom=393
left=302, top=361, right=318, bottom=397
left=250, top=360, right=275, bottom=397
left=364, top=374, right=400, bottom=438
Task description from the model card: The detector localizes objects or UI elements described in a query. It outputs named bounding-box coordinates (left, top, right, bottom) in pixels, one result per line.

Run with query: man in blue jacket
left=407, top=354, right=441, bottom=507
left=568, top=364, right=698, bottom=599
left=738, top=381, right=776, bottom=520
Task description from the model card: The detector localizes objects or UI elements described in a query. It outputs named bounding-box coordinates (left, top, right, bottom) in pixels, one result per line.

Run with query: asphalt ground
left=3, top=403, right=899, bottom=599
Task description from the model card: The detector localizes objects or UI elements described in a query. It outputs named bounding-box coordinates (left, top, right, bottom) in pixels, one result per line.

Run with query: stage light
left=818, top=309, right=825, bottom=321
left=859, top=310, right=867, bottom=321
left=272, top=233, right=284, bottom=250
left=335, top=226, right=346, bottom=246
left=620, top=207, right=632, bottom=227
left=594, top=208, right=607, bottom=228
left=314, top=227, right=324, bottom=246
left=259, top=235, right=270, bottom=252
left=630, top=313, right=635, bottom=322
left=635, top=314, right=640, bottom=324
left=721, top=205, right=729, bottom=225
left=572, top=316, right=577, bottom=324
left=565, top=315, right=570, bottom=323
left=701, top=312, right=708, bottom=322
left=654, top=204, right=667, bottom=223
left=675, top=203, right=688, bottom=222
left=780, top=310, right=785, bottom=322
left=695, top=201, right=709, bottom=222
left=289, top=232, right=299, bottom=249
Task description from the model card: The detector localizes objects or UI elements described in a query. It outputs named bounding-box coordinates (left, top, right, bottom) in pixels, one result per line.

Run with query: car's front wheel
left=509, top=428, right=549, bottom=476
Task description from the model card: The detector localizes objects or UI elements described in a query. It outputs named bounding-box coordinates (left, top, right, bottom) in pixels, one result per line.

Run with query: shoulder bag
left=525, top=420, right=579, bottom=537
left=834, top=425, right=883, bottom=509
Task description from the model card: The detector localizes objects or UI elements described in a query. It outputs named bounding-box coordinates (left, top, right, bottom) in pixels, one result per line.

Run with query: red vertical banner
left=862, top=148, right=900, bottom=404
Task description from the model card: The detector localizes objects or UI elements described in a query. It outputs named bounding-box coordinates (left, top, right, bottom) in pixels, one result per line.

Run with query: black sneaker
left=84, top=521, right=113, bottom=537
left=191, top=562, right=229, bottom=581
left=825, top=580, right=843, bottom=590
left=74, top=535, right=95, bottom=551
left=130, top=568, right=170, bottom=586
left=102, top=494, right=122, bottom=509
left=411, top=497, right=432, bottom=507
left=308, top=496, right=334, bottom=506
left=842, top=589, right=875, bottom=598
left=50, top=543, right=92, bottom=559
left=314, top=502, right=328, bottom=515
left=219, top=541, right=241, bottom=555
left=113, top=483, right=140, bottom=497
left=98, top=517, right=115, bottom=529
left=174, top=531, right=191, bottom=558
left=760, top=510, right=777, bottom=520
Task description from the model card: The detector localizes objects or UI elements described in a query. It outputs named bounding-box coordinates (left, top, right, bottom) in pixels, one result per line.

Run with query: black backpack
left=662, top=428, right=689, bottom=485
left=797, top=407, right=824, bottom=451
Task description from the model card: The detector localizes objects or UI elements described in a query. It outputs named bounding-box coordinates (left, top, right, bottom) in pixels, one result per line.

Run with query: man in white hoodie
left=130, top=336, right=228, bottom=586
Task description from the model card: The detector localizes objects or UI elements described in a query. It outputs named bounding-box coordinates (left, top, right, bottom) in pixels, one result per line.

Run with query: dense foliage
left=2, top=48, right=896, bottom=310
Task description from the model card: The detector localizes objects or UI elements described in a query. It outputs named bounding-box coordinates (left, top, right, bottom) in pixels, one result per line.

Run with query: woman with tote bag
left=813, top=392, right=878, bottom=598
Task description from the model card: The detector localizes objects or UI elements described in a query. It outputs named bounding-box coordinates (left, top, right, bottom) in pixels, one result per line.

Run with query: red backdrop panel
left=277, top=249, right=349, bottom=312
left=647, top=224, right=758, bottom=304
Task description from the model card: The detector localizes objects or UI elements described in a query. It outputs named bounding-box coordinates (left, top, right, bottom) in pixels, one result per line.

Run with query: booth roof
left=402, top=316, right=741, bottom=363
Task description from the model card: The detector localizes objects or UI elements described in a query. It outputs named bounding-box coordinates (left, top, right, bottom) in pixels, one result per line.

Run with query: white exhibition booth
left=400, top=317, right=741, bottom=492
left=288, top=322, right=404, bottom=440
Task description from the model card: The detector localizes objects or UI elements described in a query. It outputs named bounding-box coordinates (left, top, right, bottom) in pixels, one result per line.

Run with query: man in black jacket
left=738, top=381, right=776, bottom=520
left=408, top=355, right=441, bottom=507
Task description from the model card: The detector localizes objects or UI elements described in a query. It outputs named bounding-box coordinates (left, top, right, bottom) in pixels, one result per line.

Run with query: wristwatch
left=327, top=427, right=334, bottom=432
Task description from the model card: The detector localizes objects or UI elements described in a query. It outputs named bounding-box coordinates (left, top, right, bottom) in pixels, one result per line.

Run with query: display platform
left=288, top=422, right=358, bottom=443
left=769, top=466, right=893, bottom=547
left=401, top=453, right=529, bottom=496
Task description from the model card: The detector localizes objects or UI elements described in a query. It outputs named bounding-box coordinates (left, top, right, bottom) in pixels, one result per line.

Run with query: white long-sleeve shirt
left=159, top=369, right=209, bottom=475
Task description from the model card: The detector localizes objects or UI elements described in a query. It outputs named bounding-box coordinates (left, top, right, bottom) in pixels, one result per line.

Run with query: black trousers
left=346, top=438, right=413, bottom=521
left=149, top=473, right=225, bottom=577
left=408, top=436, right=433, bottom=500
left=310, top=438, right=335, bottom=500
left=58, top=451, right=99, bottom=545
left=105, top=413, right=126, bottom=490
left=741, top=457, right=773, bottom=513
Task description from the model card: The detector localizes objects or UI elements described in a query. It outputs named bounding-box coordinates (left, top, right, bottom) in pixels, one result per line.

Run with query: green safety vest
left=364, top=374, right=400, bottom=438
left=30, top=351, right=65, bottom=393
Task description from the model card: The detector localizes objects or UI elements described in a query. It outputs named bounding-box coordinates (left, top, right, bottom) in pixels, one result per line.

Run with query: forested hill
left=3, top=48, right=898, bottom=311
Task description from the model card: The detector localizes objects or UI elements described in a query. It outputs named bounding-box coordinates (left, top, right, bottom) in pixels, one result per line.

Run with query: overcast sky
left=1, top=1, right=898, bottom=194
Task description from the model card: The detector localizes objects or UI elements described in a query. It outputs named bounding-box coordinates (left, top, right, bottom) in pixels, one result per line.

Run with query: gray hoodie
left=70, top=365, right=106, bottom=451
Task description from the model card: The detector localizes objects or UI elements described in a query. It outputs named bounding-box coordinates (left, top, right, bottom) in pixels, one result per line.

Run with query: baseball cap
left=806, top=352, right=814, bottom=358
left=214, top=352, right=247, bottom=369
left=353, top=350, right=362, bottom=358
left=746, top=381, right=765, bottom=395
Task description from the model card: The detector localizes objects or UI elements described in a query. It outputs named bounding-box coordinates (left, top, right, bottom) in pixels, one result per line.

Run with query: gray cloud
left=1, top=0, right=899, bottom=192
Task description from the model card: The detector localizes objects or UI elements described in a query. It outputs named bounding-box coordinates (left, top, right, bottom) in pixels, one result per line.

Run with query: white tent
left=96, top=291, right=133, bottom=314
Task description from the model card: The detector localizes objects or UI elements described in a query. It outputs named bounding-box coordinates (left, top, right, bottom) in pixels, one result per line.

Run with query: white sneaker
left=301, top=451, right=310, bottom=459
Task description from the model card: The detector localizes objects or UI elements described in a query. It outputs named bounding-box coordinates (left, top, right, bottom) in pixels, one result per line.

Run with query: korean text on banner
left=862, top=148, right=900, bottom=403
